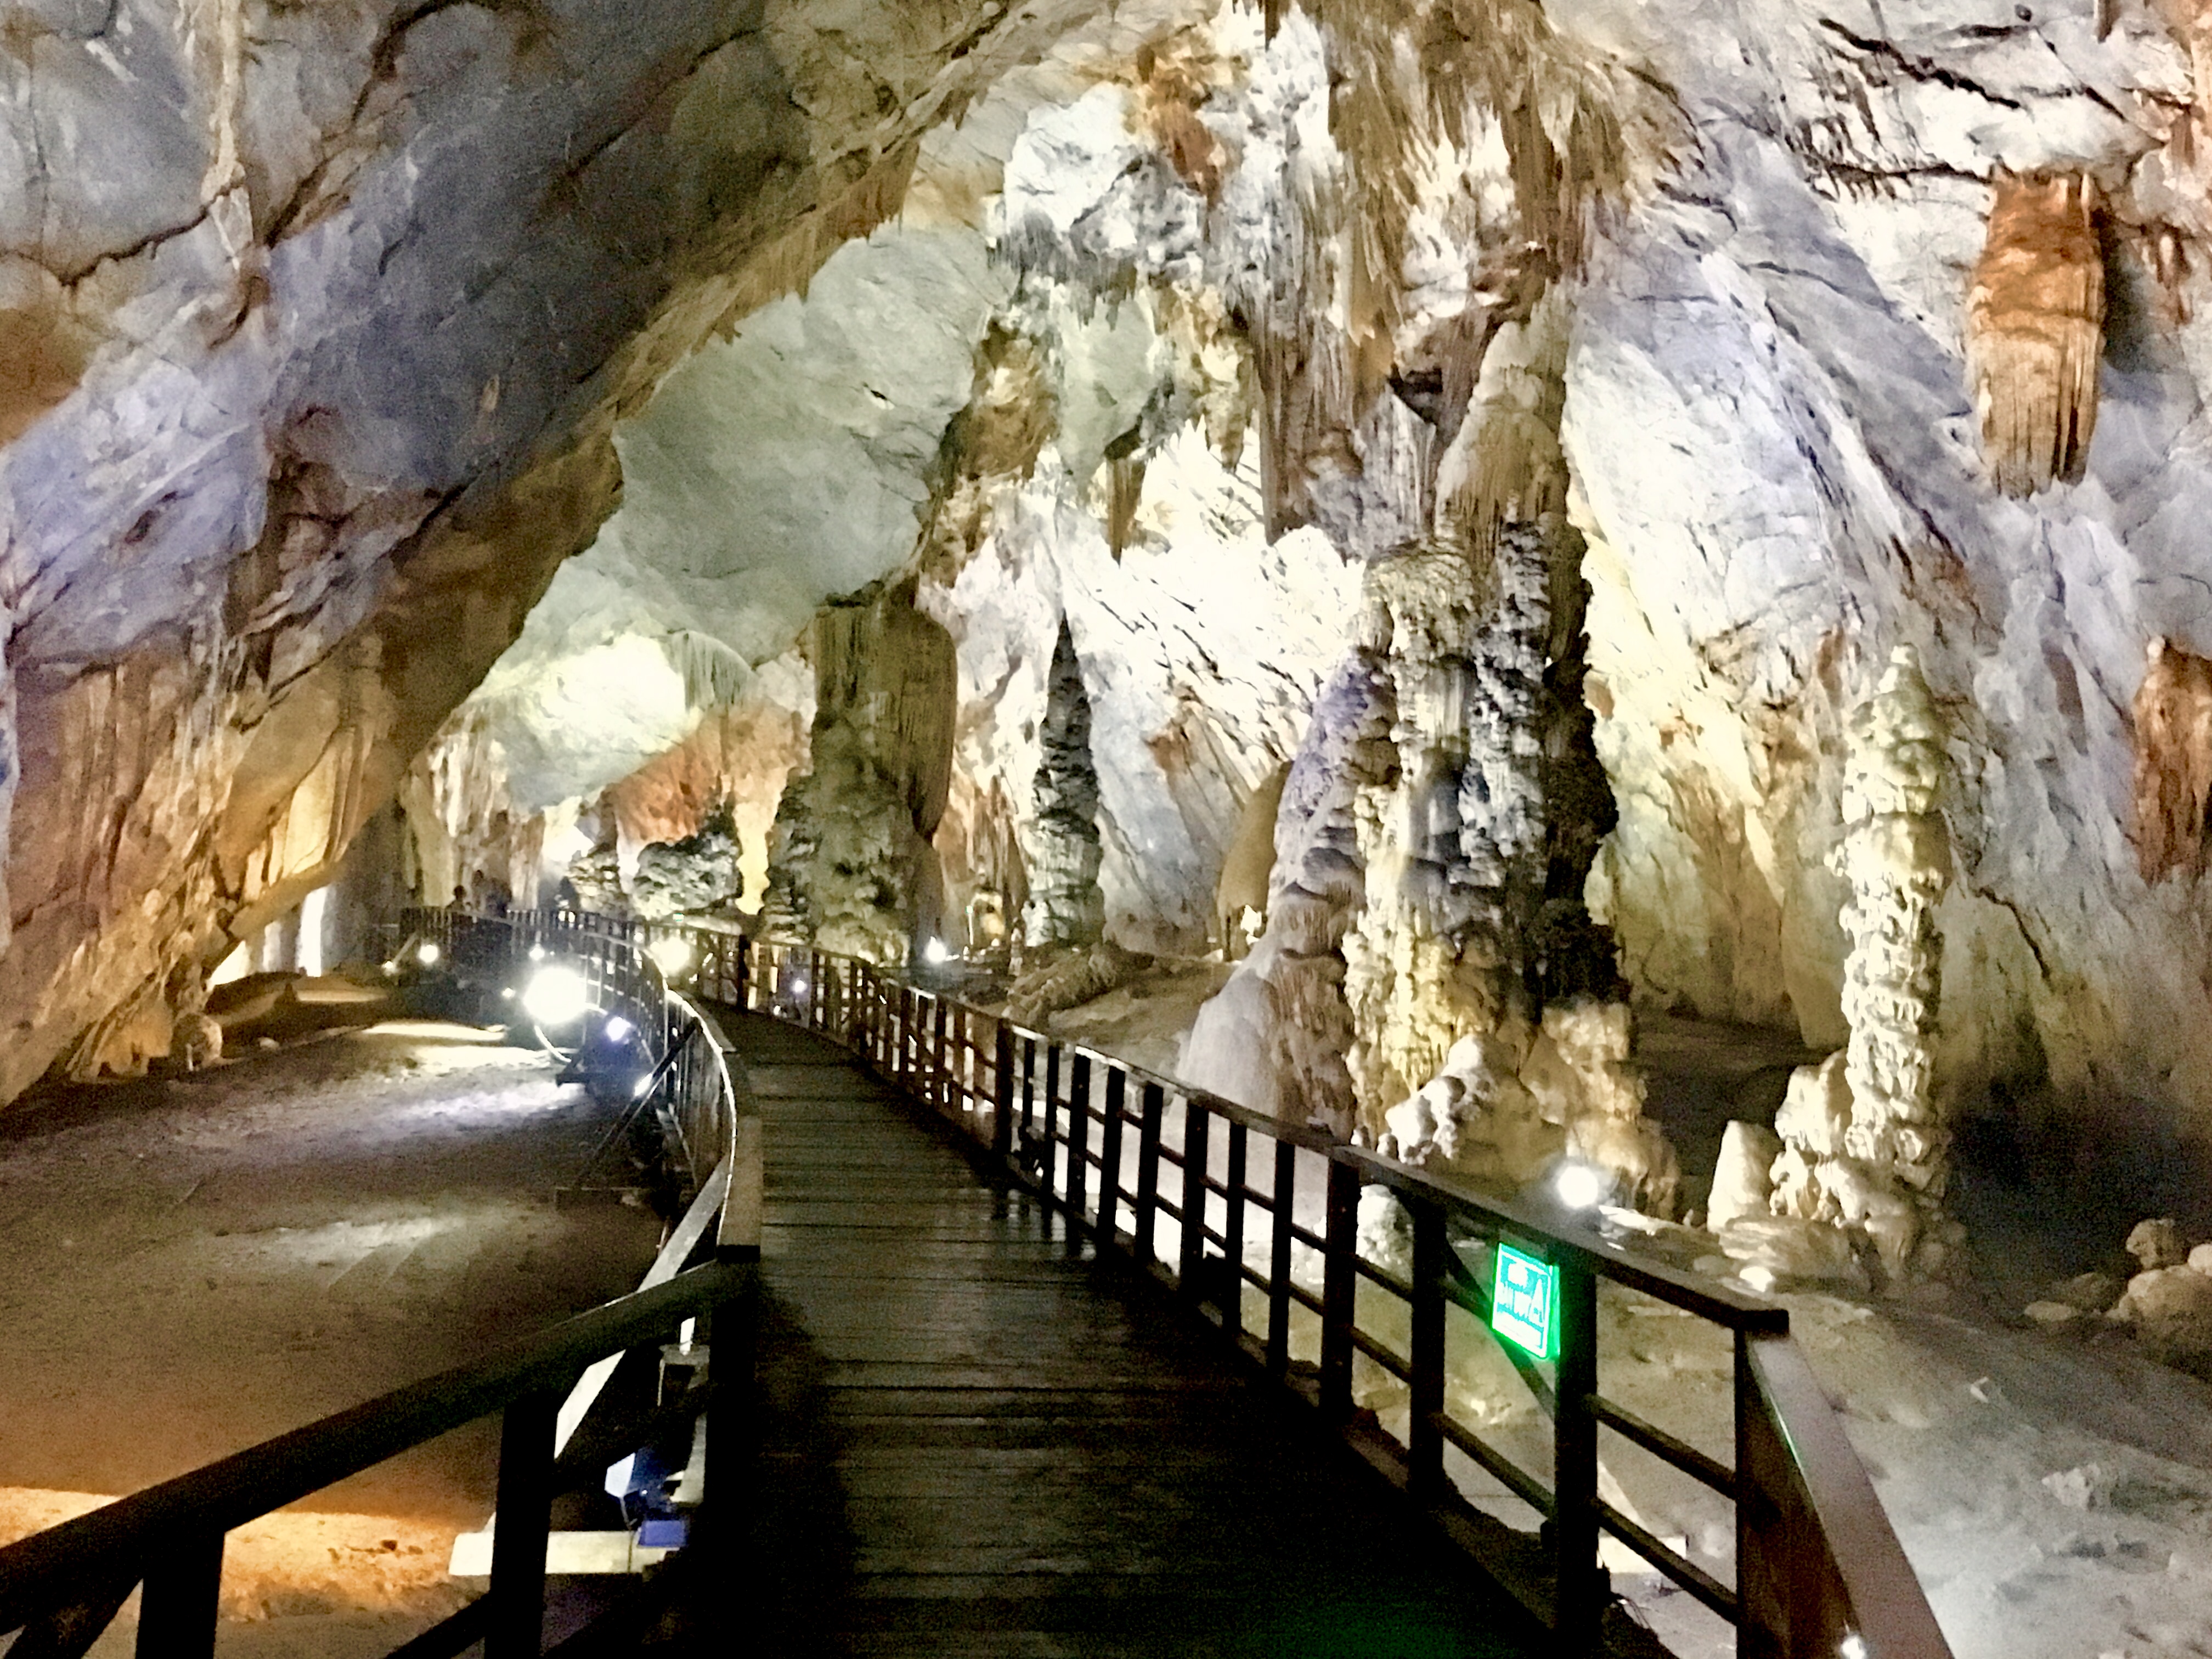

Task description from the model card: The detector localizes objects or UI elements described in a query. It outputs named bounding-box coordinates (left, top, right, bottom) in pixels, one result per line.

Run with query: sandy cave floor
left=0, top=1024, right=659, bottom=1656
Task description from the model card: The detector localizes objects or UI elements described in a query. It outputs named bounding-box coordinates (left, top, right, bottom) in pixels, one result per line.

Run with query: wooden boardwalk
left=713, top=1009, right=1537, bottom=1658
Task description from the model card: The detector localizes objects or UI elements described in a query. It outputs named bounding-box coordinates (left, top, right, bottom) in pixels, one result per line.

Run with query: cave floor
left=670, top=1011, right=1542, bottom=1657
left=0, top=1023, right=659, bottom=1656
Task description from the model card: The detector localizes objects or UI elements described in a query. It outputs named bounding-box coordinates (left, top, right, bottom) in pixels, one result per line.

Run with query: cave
left=11, top=0, right=2212, bottom=1653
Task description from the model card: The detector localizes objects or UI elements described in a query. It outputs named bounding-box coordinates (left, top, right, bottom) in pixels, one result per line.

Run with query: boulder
left=2111, top=1266, right=2212, bottom=1368
left=2126, top=1218, right=2190, bottom=1272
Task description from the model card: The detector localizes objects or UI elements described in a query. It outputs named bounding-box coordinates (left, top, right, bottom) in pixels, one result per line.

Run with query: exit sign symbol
left=1491, top=1242, right=1558, bottom=1359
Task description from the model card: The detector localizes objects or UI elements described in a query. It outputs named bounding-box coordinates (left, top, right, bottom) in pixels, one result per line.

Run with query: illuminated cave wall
left=23, top=0, right=2212, bottom=1182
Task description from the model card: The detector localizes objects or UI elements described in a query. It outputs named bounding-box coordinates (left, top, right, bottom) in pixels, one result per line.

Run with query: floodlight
left=415, top=941, right=441, bottom=967
left=522, top=965, right=590, bottom=1026
left=1553, top=1161, right=1606, bottom=1212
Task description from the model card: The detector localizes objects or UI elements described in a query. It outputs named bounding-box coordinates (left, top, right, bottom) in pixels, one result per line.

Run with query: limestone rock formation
left=629, top=804, right=744, bottom=923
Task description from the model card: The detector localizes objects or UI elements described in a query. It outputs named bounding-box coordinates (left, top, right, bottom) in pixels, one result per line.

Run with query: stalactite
left=2132, top=635, right=2212, bottom=883
left=1967, top=171, right=2104, bottom=495
left=1104, top=439, right=1147, bottom=561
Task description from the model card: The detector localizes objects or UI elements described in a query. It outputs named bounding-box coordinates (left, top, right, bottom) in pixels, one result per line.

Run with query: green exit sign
left=1491, top=1242, right=1558, bottom=1359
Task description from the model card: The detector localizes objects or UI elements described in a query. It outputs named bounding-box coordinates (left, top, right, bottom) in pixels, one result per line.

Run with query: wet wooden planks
left=723, top=1011, right=1537, bottom=1658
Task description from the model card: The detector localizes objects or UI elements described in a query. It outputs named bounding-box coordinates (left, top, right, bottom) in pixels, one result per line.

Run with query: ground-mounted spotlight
left=922, top=937, right=951, bottom=967
left=522, top=964, right=591, bottom=1028
left=603, top=1014, right=635, bottom=1043
left=415, top=941, right=441, bottom=968
left=1839, top=1635, right=1865, bottom=1659
left=1551, top=1160, right=1609, bottom=1212
left=647, top=936, right=693, bottom=978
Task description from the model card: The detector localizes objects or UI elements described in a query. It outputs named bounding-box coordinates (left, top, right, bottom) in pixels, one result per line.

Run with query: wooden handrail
left=714, top=929, right=1950, bottom=1659
left=2, top=911, right=763, bottom=1659
left=0, top=1261, right=750, bottom=1634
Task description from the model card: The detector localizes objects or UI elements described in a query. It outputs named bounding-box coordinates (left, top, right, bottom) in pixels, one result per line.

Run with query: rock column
left=1770, top=646, right=1956, bottom=1279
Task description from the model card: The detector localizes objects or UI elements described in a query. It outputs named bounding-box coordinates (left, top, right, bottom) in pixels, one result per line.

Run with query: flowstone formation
left=1760, top=647, right=1957, bottom=1283
left=760, top=581, right=957, bottom=963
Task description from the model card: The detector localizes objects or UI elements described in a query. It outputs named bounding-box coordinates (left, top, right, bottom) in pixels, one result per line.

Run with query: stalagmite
left=760, top=581, right=957, bottom=963
left=1339, top=532, right=1675, bottom=1211
left=1021, top=622, right=1107, bottom=951
left=1967, top=172, right=2104, bottom=495
left=1768, top=647, right=1956, bottom=1282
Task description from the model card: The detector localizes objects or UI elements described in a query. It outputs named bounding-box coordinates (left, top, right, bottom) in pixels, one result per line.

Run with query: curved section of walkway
left=726, top=1011, right=1538, bottom=1658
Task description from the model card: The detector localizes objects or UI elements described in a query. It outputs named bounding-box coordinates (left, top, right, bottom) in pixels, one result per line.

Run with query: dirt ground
left=0, top=1022, right=659, bottom=1655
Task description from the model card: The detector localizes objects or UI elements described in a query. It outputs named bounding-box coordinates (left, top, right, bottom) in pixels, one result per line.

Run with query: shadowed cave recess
left=26, top=0, right=2212, bottom=1651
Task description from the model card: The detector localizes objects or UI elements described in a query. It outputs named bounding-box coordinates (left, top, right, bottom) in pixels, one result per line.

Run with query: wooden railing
left=719, top=934, right=1951, bottom=1659
left=0, top=915, right=761, bottom=1659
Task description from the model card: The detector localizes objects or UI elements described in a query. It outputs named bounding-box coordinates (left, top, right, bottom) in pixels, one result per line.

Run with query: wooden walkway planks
left=708, top=1010, right=1538, bottom=1658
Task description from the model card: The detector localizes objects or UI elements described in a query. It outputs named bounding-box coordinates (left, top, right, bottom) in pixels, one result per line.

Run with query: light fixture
left=922, top=937, right=951, bottom=966
left=415, top=941, right=441, bottom=967
left=1839, top=1635, right=1866, bottom=1659
left=529, top=944, right=547, bottom=961
left=633, top=1073, right=656, bottom=1098
left=1553, top=1161, right=1607, bottom=1212
left=648, top=936, right=692, bottom=977
left=522, top=964, right=590, bottom=1026
left=603, top=1015, right=634, bottom=1043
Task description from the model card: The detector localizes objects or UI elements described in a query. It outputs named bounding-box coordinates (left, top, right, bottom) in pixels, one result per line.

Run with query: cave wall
left=0, top=0, right=1134, bottom=1093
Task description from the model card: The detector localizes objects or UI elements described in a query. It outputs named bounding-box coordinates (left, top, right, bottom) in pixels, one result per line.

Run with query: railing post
left=1042, top=1043, right=1063, bottom=1199
left=896, top=986, right=912, bottom=1085
left=1553, top=1251, right=1603, bottom=1655
left=1320, top=1156, right=1358, bottom=1424
left=487, top=1386, right=560, bottom=1659
left=1099, top=1068, right=1127, bottom=1245
left=1068, top=1054, right=1091, bottom=1231
left=1268, top=1141, right=1295, bottom=1378
left=1179, top=1100, right=1210, bottom=1297
left=136, top=1526, right=223, bottom=1659
left=1135, top=1082, right=1165, bottom=1265
left=991, top=1018, right=1014, bottom=1167
left=1409, top=1197, right=1447, bottom=1503
left=1223, top=1122, right=1248, bottom=1331
left=931, top=996, right=949, bottom=1114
